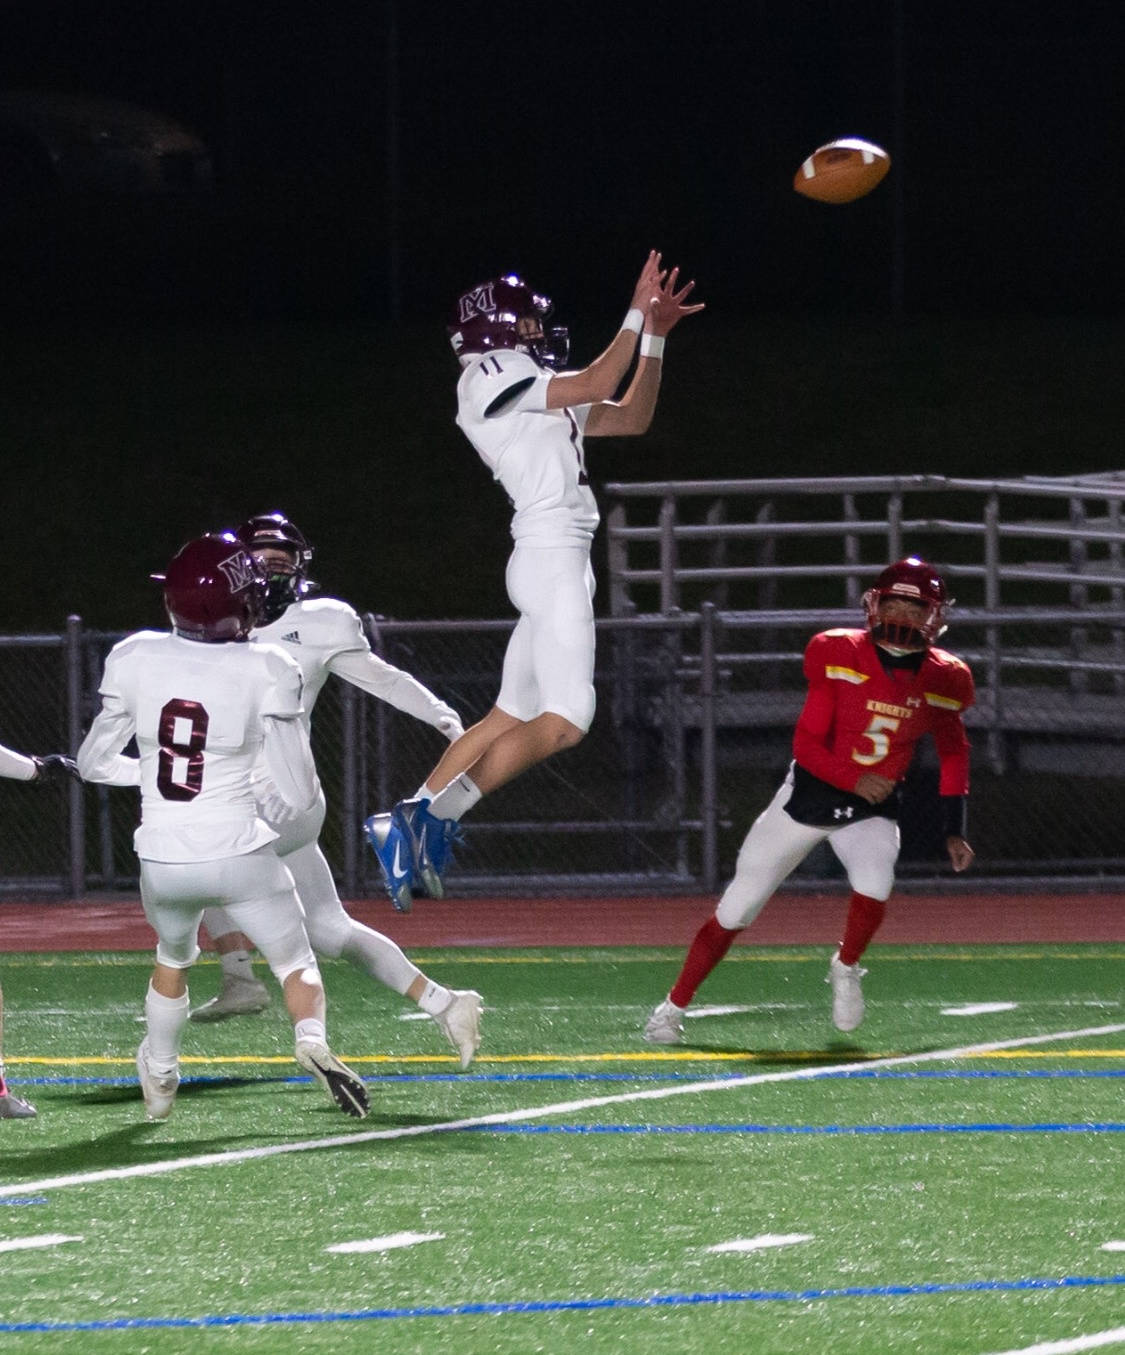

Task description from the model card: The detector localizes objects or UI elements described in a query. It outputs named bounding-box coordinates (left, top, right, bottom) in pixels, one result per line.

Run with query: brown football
left=794, top=137, right=891, bottom=204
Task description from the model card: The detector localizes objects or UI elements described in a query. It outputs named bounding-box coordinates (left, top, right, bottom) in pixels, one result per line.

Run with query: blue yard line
left=3, top=1273, right=1123, bottom=1333
left=15, top=1067, right=1125, bottom=1091
left=0, top=1198, right=48, bottom=1207
left=465, top=1122, right=1125, bottom=1135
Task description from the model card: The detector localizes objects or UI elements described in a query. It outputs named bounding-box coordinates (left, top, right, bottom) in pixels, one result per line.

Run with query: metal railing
left=604, top=473, right=1125, bottom=617
left=0, top=598, right=1124, bottom=897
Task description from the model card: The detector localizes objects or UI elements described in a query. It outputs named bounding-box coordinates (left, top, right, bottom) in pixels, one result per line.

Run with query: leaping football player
left=645, top=557, right=975, bottom=1042
left=78, top=533, right=369, bottom=1120
left=365, top=250, right=704, bottom=909
left=190, top=513, right=483, bottom=1070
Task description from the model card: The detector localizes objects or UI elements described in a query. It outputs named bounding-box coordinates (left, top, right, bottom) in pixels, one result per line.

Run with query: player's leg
left=291, top=840, right=483, bottom=1068
left=188, top=908, right=270, bottom=1023
left=0, top=979, right=36, bottom=1120
left=222, top=848, right=368, bottom=1118
left=645, top=775, right=828, bottom=1043
left=823, top=816, right=900, bottom=1031
left=401, top=549, right=594, bottom=897
left=136, top=861, right=208, bottom=1119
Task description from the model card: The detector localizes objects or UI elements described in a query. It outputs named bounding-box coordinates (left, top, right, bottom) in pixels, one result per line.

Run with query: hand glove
left=436, top=713, right=465, bottom=743
left=33, top=754, right=81, bottom=785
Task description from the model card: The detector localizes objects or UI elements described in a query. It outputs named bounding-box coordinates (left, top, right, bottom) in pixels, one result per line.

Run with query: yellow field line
left=2, top=948, right=1124, bottom=968
left=9, top=1047, right=1125, bottom=1068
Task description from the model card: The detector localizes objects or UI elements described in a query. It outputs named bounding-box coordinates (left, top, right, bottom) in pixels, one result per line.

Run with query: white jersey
left=455, top=348, right=599, bottom=546
left=77, top=630, right=308, bottom=863
left=251, top=597, right=460, bottom=732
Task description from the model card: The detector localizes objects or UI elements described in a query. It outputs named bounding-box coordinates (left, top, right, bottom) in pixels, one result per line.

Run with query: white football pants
left=715, top=769, right=901, bottom=931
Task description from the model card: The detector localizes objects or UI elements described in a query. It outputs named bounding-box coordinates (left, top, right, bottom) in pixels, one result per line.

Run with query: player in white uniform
left=365, top=252, right=704, bottom=908
left=190, top=513, right=483, bottom=1069
left=0, top=743, right=79, bottom=1119
left=77, top=533, right=369, bottom=1121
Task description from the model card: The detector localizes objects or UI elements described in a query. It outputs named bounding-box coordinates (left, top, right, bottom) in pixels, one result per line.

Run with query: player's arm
left=933, top=706, right=973, bottom=871
left=261, top=715, right=319, bottom=813
left=76, top=694, right=141, bottom=787
left=0, top=740, right=39, bottom=782
left=583, top=262, right=704, bottom=437
left=325, top=612, right=464, bottom=741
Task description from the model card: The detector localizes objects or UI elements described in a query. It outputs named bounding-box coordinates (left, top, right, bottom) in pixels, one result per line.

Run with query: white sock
left=294, top=1018, right=327, bottom=1046
left=145, top=984, right=189, bottom=1067
left=414, top=783, right=437, bottom=802
left=428, top=773, right=482, bottom=822
left=416, top=980, right=452, bottom=1016
left=220, top=949, right=256, bottom=982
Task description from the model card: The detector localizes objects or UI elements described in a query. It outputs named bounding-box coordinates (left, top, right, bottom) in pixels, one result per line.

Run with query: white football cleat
left=136, top=1038, right=180, bottom=1121
left=189, top=976, right=270, bottom=1023
left=0, top=1090, right=37, bottom=1119
left=827, top=951, right=868, bottom=1032
left=434, top=990, right=483, bottom=1070
left=644, top=997, right=686, bottom=1045
left=295, top=1040, right=370, bottom=1119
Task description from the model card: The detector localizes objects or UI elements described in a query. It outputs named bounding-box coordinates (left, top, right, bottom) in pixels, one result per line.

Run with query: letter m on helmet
left=217, top=550, right=257, bottom=594
left=458, top=284, right=496, bottom=324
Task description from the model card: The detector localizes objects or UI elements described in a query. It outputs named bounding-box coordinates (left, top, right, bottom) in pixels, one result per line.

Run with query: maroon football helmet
left=163, top=533, right=266, bottom=643
left=236, top=512, right=315, bottom=623
left=447, top=275, right=570, bottom=368
left=863, top=557, right=950, bottom=651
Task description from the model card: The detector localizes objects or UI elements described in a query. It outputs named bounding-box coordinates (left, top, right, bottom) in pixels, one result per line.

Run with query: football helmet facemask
left=163, top=533, right=267, bottom=643
left=236, top=512, right=316, bottom=623
left=447, top=275, right=570, bottom=369
left=863, top=556, right=951, bottom=652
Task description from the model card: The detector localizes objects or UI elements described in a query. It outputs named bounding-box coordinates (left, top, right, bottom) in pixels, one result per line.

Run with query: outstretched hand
left=33, top=754, right=81, bottom=785
left=646, top=262, right=705, bottom=337
left=629, top=251, right=705, bottom=337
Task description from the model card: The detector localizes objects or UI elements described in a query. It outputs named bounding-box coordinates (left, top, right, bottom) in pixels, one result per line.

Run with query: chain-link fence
left=1, top=605, right=1124, bottom=896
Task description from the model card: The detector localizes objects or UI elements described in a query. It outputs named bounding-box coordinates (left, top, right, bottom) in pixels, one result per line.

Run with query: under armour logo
left=458, top=283, right=495, bottom=322
left=281, top=631, right=301, bottom=644
left=217, top=550, right=257, bottom=593
left=833, top=806, right=855, bottom=820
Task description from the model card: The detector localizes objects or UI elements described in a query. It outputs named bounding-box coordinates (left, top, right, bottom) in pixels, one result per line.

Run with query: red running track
left=1, top=891, right=1122, bottom=953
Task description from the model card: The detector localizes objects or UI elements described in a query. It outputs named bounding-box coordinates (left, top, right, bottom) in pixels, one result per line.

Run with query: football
left=793, top=137, right=890, bottom=204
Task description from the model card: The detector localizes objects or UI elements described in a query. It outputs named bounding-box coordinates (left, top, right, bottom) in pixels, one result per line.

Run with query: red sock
left=669, top=916, right=742, bottom=1008
left=838, top=892, right=886, bottom=966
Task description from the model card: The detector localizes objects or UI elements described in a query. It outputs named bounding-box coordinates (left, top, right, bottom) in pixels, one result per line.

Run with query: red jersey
left=793, top=628, right=973, bottom=797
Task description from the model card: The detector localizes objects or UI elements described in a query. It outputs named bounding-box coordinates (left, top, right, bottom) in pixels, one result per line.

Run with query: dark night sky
left=3, top=0, right=1123, bottom=321
left=1, top=2, right=1124, bottom=628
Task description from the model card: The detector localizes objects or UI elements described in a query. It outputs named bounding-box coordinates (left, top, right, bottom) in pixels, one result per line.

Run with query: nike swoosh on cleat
left=392, top=841, right=407, bottom=880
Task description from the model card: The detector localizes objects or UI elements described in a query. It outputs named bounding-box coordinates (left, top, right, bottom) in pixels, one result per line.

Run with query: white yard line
left=981, top=1327, right=1125, bottom=1354
left=0, top=1234, right=82, bottom=1253
left=1, top=1023, right=1122, bottom=1200
left=325, top=1232, right=444, bottom=1254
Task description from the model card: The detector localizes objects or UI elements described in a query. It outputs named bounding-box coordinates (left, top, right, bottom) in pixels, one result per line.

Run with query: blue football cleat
left=392, top=798, right=462, bottom=900
left=363, top=812, right=414, bottom=913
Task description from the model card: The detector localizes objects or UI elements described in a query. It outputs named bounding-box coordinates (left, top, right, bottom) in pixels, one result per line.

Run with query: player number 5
left=852, top=713, right=900, bottom=767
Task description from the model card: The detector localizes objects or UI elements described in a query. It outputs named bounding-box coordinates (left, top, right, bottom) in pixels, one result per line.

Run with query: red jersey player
left=645, top=557, right=974, bottom=1042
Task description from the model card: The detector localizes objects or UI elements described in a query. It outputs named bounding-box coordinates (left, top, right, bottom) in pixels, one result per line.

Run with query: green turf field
left=1, top=944, right=1123, bottom=1354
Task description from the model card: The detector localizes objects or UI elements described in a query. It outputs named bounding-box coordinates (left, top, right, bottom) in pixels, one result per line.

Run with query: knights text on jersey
left=796, top=628, right=974, bottom=792
left=455, top=348, right=599, bottom=545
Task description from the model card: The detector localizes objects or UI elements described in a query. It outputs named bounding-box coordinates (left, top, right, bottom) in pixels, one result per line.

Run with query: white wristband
left=639, top=332, right=665, bottom=359
left=621, top=308, right=645, bottom=335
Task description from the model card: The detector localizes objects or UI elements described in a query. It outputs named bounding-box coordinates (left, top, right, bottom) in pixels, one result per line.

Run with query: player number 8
left=156, top=698, right=210, bottom=801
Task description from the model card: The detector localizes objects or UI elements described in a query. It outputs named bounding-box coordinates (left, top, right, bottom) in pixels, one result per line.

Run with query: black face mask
left=261, top=569, right=300, bottom=623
